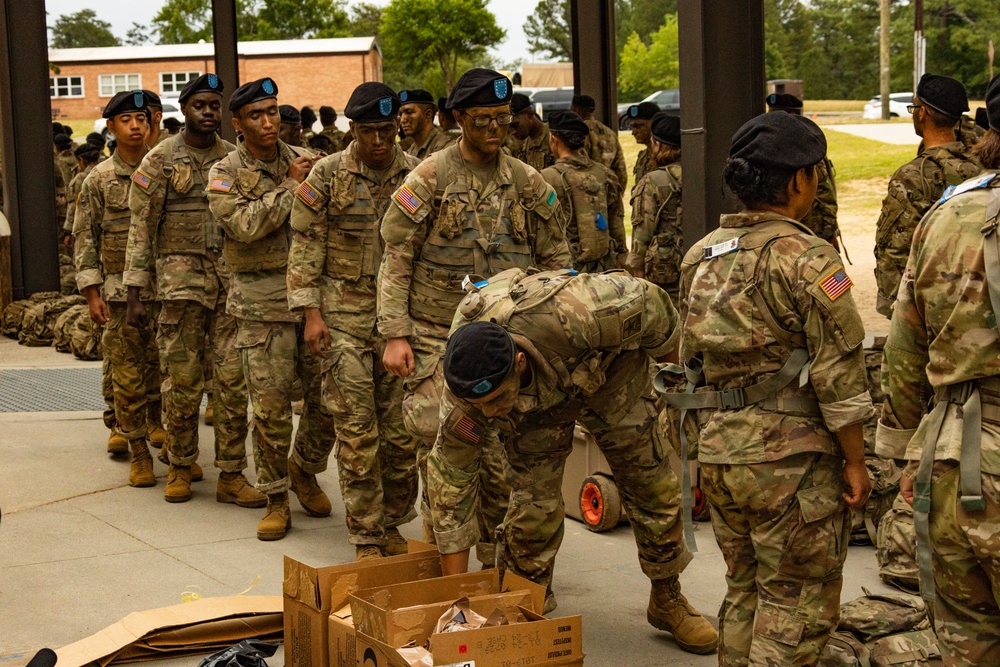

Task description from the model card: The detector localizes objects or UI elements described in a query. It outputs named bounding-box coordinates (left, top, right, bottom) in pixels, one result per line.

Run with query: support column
left=212, top=0, right=240, bottom=143
left=570, top=0, right=617, bottom=127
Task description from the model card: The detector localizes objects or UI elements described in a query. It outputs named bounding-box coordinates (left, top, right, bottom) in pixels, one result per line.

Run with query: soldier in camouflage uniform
left=54, top=133, right=77, bottom=190
left=508, top=93, right=555, bottom=172
left=571, top=94, right=628, bottom=192
left=625, top=102, right=660, bottom=195
left=875, top=74, right=983, bottom=319
left=207, top=77, right=338, bottom=540
left=378, top=68, right=572, bottom=565
left=300, top=106, right=317, bottom=144
left=288, top=83, right=421, bottom=559
left=437, top=97, right=460, bottom=135
left=142, top=90, right=165, bottom=147
left=126, top=74, right=259, bottom=507
left=670, top=112, right=873, bottom=666
left=278, top=105, right=306, bottom=149
left=875, top=76, right=1000, bottom=665
left=319, top=106, right=347, bottom=150
left=398, top=89, right=456, bottom=160
left=540, top=110, right=625, bottom=272
left=627, top=113, right=684, bottom=300
left=431, top=269, right=718, bottom=654
left=64, top=143, right=103, bottom=247
left=74, top=91, right=166, bottom=482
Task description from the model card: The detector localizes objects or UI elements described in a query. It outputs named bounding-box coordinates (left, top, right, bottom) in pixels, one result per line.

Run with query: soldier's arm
left=208, top=160, right=298, bottom=244
left=874, top=169, right=925, bottom=315
left=627, top=177, right=656, bottom=274
left=606, top=172, right=627, bottom=266
left=73, top=172, right=104, bottom=293
left=637, top=278, right=680, bottom=361
left=522, top=170, right=572, bottom=270
left=287, top=165, right=332, bottom=311
left=125, top=151, right=166, bottom=289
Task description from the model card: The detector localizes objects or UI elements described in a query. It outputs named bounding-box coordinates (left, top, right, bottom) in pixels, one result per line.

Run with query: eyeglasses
left=463, top=112, right=514, bottom=128
left=906, top=105, right=922, bottom=114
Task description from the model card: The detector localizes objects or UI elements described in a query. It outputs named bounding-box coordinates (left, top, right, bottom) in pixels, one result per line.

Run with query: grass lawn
left=57, top=118, right=100, bottom=139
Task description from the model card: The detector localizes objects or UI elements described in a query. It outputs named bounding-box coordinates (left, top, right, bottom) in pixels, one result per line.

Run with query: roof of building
left=49, top=37, right=379, bottom=63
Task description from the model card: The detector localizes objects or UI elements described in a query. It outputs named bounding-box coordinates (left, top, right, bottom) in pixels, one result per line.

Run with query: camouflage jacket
left=208, top=139, right=312, bottom=323
left=679, top=211, right=873, bottom=464
left=583, top=118, right=628, bottom=189
left=512, top=124, right=555, bottom=172
left=800, top=156, right=839, bottom=243
left=431, top=269, right=678, bottom=552
left=125, top=133, right=235, bottom=309
left=288, top=143, right=420, bottom=339
left=320, top=125, right=347, bottom=151
left=65, top=164, right=96, bottom=234
left=627, top=161, right=683, bottom=293
left=73, top=151, right=155, bottom=303
left=874, top=141, right=982, bottom=318
left=632, top=147, right=657, bottom=195
left=541, top=154, right=625, bottom=272
left=400, top=125, right=456, bottom=161
left=957, top=115, right=986, bottom=151
left=56, top=148, right=78, bottom=190
left=876, top=172, right=1000, bottom=474
left=377, top=143, right=571, bottom=340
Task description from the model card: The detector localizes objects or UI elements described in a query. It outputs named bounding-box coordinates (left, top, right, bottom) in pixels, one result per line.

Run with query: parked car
left=94, top=97, right=185, bottom=139
left=617, top=89, right=680, bottom=129
left=529, top=87, right=575, bottom=121
left=863, top=92, right=913, bottom=119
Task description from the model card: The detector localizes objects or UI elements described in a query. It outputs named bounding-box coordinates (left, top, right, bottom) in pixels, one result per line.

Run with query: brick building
left=48, top=37, right=381, bottom=120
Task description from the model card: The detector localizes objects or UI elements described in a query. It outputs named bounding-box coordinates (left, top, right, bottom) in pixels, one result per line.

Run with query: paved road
left=829, top=122, right=920, bottom=145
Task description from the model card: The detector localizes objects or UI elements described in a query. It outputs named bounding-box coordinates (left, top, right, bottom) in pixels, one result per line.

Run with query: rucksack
left=18, top=294, right=85, bottom=347
left=850, top=456, right=901, bottom=545
left=877, top=495, right=920, bottom=594
left=69, top=311, right=102, bottom=361
left=1, top=291, right=61, bottom=338
left=53, top=304, right=87, bottom=353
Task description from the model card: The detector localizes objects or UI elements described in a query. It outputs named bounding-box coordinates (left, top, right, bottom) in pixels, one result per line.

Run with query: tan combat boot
left=157, top=447, right=203, bottom=481
left=217, top=472, right=267, bottom=508
left=147, top=424, right=167, bottom=449
left=164, top=464, right=193, bottom=503
left=107, top=427, right=128, bottom=455
left=203, top=394, right=214, bottom=425
left=128, top=440, right=156, bottom=488
left=356, top=545, right=383, bottom=562
left=289, top=459, right=332, bottom=517
left=257, top=493, right=291, bottom=541
left=384, top=527, right=409, bottom=556
left=648, top=577, right=718, bottom=654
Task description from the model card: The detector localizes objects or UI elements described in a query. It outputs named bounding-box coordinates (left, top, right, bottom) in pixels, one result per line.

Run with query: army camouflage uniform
left=206, top=138, right=338, bottom=494
left=800, top=157, right=840, bottom=244
left=377, top=143, right=572, bottom=562
left=321, top=126, right=347, bottom=151
left=288, top=142, right=421, bottom=545
left=429, top=269, right=690, bottom=593
left=126, top=133, right=250, bottom=472
left=73, top=151, right=162, bottom=444
left=56, top=148, right=78, bottom=192
left=957, top=115, right=986, bottom=150
left=874, top=142, right=982, bottom=318
left=632, top=147, right=657, bottom=195
left=400, top=125, right=456, bottom=161
left=876, top=172, right=1000, bottom=666
left=678, top=211, right=874, bottom=666
left=583, top=118, right=628, bottom=190
left=540, top=154, right=625, bottom=273
left=512, top=124, right=555, bottom=172
left=627, top=161, right=683, bottom=300
left=65, top=163, right=97, bottom=236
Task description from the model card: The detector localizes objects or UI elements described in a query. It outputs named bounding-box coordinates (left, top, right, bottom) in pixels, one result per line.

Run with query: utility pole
left=880, top=0, right=891, bottom=120
left=914, top=0, right=925, bottom=93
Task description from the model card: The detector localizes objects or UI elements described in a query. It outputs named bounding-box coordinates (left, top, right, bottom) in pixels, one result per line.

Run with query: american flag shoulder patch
left=395, top=185, right=424, bottom=215
left=819, top=267, right=853, bottom=301
left=296, top=181, right=321, bottom=208
left=209, top=178, right=233, bottom=193
left=132, top=171, right=152, bottom=189
left=451, top=414, right=483, bottom=445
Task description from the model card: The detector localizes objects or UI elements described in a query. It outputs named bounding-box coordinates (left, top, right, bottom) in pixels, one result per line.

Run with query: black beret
left=62, top=124, right=73, bottom=137
left=228, top=77, right=278, bottom=112
left=438, top=97, right=450, bottom=113
left=917, top=73, right=969, bottom=119
left=572, top=94, right=596, bottom=111
left=976, top=107, right=989, bottom=131
left=279, top=104, right=301, bottom=124
left=651, top=112, right=681, bottom=147
left=179, top=73, right=224, bottom=104
left=548, top=110, right=588, bottom=136
left=730, top=112, right=827, bottom=170
left=345, top=82, right=400, bottom=123
left=162, top=117, right=182, bottom=130
left=142, top=89, right=162, bottom=108
left=446, top=68, right=513, bottom=110
left=102, top=90, right=150, bottom=119
left=53, top=133, right=73, bottom=150
left=399, top=89, right=435, bottom=105
left=319, top=105, right=337, bottom=123
left=626, top=102, right=660, bottom=121
left=510, top=93, right=532, bottom=115
left=987, top=73, right=1000, bottom=132
left=86, top=132, right=106, bottom=148
left=74, top=142, right=100, bottom=158
left=443, top=321, right=516, bottom=399
left=301, top=106, right=317, bottom=126
left=52, top=122, right=62, bottom=136
left=765, top=93, right=803, bottom=111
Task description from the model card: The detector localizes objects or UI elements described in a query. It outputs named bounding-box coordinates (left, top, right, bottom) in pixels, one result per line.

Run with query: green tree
left=381, top=0, right=505, bottom=91
left=348, top=2, right=384, bottom=37
left=250, top=0, right=350, bottom=40
left=151, top=0, right=215, bottom=44
left=615, top=0, right=677, bottom=49
left=524, top=0, right=572, bottom=60
left=49, top=9, right=120, bottom=48
left=617, top=15, right=679, bottom=101
left=125, top=22, right=151, bottom=46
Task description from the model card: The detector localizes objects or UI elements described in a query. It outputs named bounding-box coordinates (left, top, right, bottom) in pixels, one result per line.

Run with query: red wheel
left=580, top=475, right=621, bottom=532
left=692, top=486, right=711, bottom=522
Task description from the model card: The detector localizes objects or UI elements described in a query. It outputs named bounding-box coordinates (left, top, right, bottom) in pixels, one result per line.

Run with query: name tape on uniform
left=703, top=237, right=739, bottom=260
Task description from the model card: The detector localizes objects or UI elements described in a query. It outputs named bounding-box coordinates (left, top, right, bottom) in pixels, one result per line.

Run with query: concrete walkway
left=829, top=122, right=920, bottom=145
left=0, top=337, right=900, bottom=667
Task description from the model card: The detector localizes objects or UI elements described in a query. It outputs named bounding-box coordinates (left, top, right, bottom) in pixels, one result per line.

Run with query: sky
left=43, top=0, right=544, bottom=65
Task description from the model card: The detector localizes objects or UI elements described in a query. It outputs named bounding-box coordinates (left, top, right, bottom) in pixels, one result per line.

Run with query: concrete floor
left=0, top=336, right=900, bottom=667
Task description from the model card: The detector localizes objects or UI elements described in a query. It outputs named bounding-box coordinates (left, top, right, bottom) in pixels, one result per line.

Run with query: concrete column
left=212, top=0, right=240, bottom=143
left=570, top=0, right=617, bottom=127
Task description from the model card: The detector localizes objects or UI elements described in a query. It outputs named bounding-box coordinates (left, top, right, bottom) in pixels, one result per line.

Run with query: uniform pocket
left=753, top=609, right=806, bottom=647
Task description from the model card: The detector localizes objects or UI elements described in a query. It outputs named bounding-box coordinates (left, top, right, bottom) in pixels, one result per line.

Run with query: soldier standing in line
left=571, top=94, right=628, bottom=190
left=625, top=102, right=661, bottom=195
left=125, top=74, right=261, bottom=508
left=430, top=269, right=718, bottom=654
left=278, top=105, right=306, bottom=149
left=627, top=113, right=684, bottom=300
left=437, top=97, right=460, bottom=135
left=64, top=143, right=103, bottom=247
left=378, top=68, right=571, bottom=566
left=669, top=112, right=872, bottom=665
left=508, top=93, right=555, bottom=171
left=540, top=110, right=625, bottom=272
left=287, top=83, right=421, bottom=559
left=73, top=91, right=166, bottom=483
left=874, top=74, right=983, bottom=319
left=300, top=106, right=318, bottom=143
left=398, top=89, right=455, bottom=160
left=319, top=106, right=346, bottom=148
left=142, top=90, right=165, bottom=147
left=54, top=133, right=77, bottom=187
left=875, top=74, right=1000, bottom=665
left=207, top=77, right=338, bottom=541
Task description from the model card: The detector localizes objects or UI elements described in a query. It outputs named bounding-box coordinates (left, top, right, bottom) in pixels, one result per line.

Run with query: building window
left=159, top=71, right=201, bottom=96
left=98, top=73, right=141, bottom=97
left=50, top=76, right=84, bottom=99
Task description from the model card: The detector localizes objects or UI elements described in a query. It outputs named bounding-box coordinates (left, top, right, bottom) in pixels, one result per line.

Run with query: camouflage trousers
left=103, top=302, right=161, bottom=440
left=927, top=464, right=1000, bottom=666
left=158, top=299, right=248, bottom=472
left=497, top=395, right=690, bottom=593
left=701, top=452, right=850, bottom=667
left=236, top=319, right=336, bottom=495
left=320, top=328, right=418, bottom=545
left=102, top=353, right=115, bottom=430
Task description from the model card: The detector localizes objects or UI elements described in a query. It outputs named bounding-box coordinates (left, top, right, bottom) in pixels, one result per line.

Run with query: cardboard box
left=284, top=540, right=440, bottom=667
left=329, top=610, right=357, bottom=667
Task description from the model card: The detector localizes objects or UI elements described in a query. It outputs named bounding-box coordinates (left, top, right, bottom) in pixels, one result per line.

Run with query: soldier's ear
left=514, top=350, right=528, bottom=374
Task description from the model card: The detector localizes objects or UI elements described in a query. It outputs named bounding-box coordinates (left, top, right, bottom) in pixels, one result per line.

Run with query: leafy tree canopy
left=50, top=9, right=120, bottom=49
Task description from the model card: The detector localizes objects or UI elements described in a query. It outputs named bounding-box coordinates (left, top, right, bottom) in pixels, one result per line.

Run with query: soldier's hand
left=63, top=233, right=73, bottom=248
left=842, top=460, right=872, bottom=510
left=88, top=298, right=110, bottom=326
left=383, top=337, right=415, bottom=377
left=899, top=469, right=914, bottom=507
left=126, top=288, right=148, bottom=330
left=303, top=309, right=331, bottom=355
left=289, top=157, right=313, bottom=183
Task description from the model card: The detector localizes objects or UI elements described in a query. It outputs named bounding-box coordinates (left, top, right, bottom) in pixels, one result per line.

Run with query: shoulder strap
left=160, top=136, right=176, bottom=176
left=433, top=148, right=449, bottom=203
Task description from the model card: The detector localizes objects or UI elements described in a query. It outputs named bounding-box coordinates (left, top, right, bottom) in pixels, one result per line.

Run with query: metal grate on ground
left=0, top=367, right=106, bottom=412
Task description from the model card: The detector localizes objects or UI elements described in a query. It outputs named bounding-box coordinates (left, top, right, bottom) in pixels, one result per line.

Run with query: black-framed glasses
left=463, top=112, right=514, bottom=128
left=906, top=104, right=921, bottom=114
